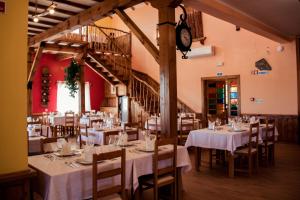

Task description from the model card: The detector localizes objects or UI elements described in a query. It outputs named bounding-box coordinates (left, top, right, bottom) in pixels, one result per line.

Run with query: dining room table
left=28, top=140, right=192, bottom=200
left=185, top=123, right=279, bottom=178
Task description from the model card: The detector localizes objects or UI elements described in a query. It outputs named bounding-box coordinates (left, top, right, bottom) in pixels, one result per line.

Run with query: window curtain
left=56, top=81, right=79, bottom=114
left=85, top=82, right=91, bottom=111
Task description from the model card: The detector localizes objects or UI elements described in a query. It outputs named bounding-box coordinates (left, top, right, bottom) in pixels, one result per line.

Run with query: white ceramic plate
left=135, top=147, right=154, bottom=152
left=54, top=150, right=80, bottom=157
left=75, top=158, right=104, bottom=165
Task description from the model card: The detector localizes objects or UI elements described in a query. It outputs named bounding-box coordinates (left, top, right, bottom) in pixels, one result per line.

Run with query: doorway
left=202, top=75, right=240, bottom=119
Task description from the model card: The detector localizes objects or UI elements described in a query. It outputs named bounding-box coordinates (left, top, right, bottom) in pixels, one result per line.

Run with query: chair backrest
left=65, top=112, right=75, bottom=127
left=126, top=129, right=139, bottom=142
left=78, top=123, right=88, bottom=148
left=90, top=119, right=103, bottom=126
left=104, top=130, right=120, bottom=145
left=146, top=117, right=160, bottom=138
left=40, top=137, right=58, bottom=154
left=265, top=118, right=275, bottom=142
left=179, top=117, right=194, bottom=143
left=248, top=122, right=259, bottom=154
left=124, top=122, right=140, bottom=130
left=153, top=138, right=177, bottom=185
left=52, top=125, right=65, bottom=138
left=92, top=149, right=126, bottom=200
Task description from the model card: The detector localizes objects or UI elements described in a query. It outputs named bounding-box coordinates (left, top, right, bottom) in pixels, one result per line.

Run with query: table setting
left=28, top=133, right=191, bottom=200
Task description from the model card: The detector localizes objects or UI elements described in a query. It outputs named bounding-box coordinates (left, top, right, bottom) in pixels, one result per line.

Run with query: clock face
left=180, top=28, right=192, bottom=47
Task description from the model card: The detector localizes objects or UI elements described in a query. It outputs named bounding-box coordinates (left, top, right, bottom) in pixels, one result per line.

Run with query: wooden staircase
left=58, top=24, right=195, bottom=117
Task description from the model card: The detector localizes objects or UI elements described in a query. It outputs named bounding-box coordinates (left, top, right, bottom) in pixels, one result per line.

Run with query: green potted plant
left=64, top=59, right=80, bottom=97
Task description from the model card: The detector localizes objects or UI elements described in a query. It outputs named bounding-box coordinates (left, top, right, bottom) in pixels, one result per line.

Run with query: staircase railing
left=131, top=72, right=196, bottom=116
left=131, top=74, right=160, bottom=115
left=61, top=25, right=132, bottom=81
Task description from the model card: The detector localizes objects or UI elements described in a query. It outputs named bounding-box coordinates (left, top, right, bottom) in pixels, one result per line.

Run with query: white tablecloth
left=185, top=124, right=279, bottom=153
left=28, top=141, right=191, bottom=200
left=145, top=118, right=199, bottom=131
left=79, top=116, right=103, bottom=126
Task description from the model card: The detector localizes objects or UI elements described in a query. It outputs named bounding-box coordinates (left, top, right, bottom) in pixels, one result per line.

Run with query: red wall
left=32, top=53, right=105, bottom=113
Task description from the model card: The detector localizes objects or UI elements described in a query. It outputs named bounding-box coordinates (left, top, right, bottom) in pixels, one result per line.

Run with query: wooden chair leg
left=255, top=153, right=259, bottom=172
left=248, top=156, right=252, bottom=176
left=265, top=145, right=269, bottom=166
left=153, top=186, right=158, bottom=200
left=209, top=149, right=213, bottom=169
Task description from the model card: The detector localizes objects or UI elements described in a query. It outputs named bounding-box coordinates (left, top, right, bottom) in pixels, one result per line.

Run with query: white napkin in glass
left=208, top=121, right=215, bottom=130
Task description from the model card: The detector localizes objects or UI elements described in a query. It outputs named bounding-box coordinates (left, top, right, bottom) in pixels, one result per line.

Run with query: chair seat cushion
left=140, top=174, right=175, bottom=186
left=235, top=147, right=257, bottom=154
left=102, top=194, right=122, bottom=200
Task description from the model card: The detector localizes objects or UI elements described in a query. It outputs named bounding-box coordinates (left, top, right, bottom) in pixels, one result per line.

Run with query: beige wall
left=98, top=4, right=298, bottom=115
left=0, top=0, right=28, bottom=174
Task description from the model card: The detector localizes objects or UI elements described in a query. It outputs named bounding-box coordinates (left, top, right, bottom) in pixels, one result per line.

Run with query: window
left=56, top=81, right=91, bottom=114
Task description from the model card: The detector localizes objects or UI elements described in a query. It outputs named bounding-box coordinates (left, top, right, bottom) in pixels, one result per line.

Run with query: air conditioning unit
left=188, top=45, right=214, bottom=58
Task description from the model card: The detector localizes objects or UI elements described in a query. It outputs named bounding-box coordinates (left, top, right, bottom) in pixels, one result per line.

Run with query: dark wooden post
left=151, top=0, right=181, bottom=137
left=296, top=37, right=300, bottom=144
left=27, top=48, right=34, bottom=116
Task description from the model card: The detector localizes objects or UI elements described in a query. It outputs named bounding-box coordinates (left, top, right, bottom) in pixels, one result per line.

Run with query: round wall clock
left=176, top=23, right=192, bottom=52
left=176, top=5, right=192, bottom=59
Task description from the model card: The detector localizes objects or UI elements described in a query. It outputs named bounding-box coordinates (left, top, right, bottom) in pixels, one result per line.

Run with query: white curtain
left=56, top=81, right=79, bottom=114
left=85, top=82, right=91, bottom=111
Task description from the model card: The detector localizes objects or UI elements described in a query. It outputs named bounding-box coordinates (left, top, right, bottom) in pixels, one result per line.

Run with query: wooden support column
left=27, top=48, right=34, bottom=116
left=76, top=48, right=87, bottom=115
left=151, top=0, right=180, bottom=137
left=296, top=37, right=300, bottom=144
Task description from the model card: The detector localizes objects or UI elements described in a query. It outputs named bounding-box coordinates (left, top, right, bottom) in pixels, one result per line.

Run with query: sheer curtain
left=56, top=81, right=91, bottom=114
left=57, top=81, right=79, bottom=114
left=85, top=82, right=91, bottom=111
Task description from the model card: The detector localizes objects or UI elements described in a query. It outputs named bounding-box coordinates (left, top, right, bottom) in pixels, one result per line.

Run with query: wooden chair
left=146, top=117, right=160, bottom=139
left=40, top=137, right=57, bottom=154
left=234, top=122, right=259, bottom=176
left=78, top=123, right=88, bottom=148
left=52, top=125, right=65, bottom=138
left=92, top=149, right=126, bottom=200
left=65, top=112, right=75, bottom=136
left=138, top=138, right=177, bottom=200
left=259, top=118, right=276, bottom=165
left=178, top=117, right=194, bottom=145
left=104, top=130, right=120, bottom=145
left=126, top=129, right=139, bottom=142
left=90, top=118, right=103, bottom=127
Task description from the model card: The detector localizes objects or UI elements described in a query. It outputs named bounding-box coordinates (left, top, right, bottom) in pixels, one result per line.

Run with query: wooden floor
left=143, top=143, right=300, bottom=200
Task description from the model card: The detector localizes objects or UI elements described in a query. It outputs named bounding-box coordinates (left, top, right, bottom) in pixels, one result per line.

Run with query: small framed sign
left=0, top=1, right=6, bottom=14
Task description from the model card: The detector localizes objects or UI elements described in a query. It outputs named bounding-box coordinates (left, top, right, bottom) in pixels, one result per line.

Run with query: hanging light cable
left=33, top=0, right=39, bottom=22
left=48, top=0, right=56, bottom=15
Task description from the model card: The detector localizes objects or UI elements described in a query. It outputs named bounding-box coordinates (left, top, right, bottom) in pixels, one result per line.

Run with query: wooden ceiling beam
left=49, top=0, right=90, bottom=10
left=29, top=0, right=144, bottom=47
left=27, top=42, right=45, bottom=83
left=43, top=43, right=85, bottom=54
left=28, top=11, right=67, bottom=21
left=184, top=0, right=292, bottom=43
left=28, top=2, right=77, bottom=16
left=115, top=8, right=159, bottom=63
left=28, top=30, right=43, bottom=34
left=28, top=24, right=48, bottom=30
left=28, top=17, right=58, bottom=26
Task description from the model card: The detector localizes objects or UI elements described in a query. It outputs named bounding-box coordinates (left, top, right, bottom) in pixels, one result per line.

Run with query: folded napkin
left=208, top=121, right=215, bottom=130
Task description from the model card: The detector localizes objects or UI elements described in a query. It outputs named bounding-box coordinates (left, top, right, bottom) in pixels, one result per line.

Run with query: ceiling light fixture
left=32, top=0, right=57, bottom=22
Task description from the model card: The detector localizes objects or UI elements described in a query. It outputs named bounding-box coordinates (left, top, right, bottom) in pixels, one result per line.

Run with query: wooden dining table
left=185, top=123, right=279, bottom=178
left=28, top=140, right=192, bottom=200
